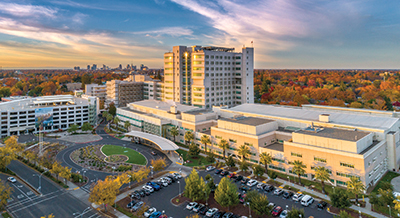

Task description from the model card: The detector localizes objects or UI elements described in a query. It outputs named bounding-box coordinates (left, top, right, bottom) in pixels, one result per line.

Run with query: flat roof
left=296, top=127, right=370, bottom=142
left=220, top=116, right=274, bottom=126
left=0, top=95, right=89, bottom=111
left=262, top=142, right=284, bottom=152
left=125, top=131, right=179, bottom=151
left=228, top=104, right=398, bottom=130
left=131, top=100, right=198, bottom=113
left=183, top=109, right=214, bottom=115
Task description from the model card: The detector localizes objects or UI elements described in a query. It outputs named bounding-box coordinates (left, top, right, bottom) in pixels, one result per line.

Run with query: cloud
left=133, top=26, right=193, bottom=37
left=72, top=13, right=87, bottom=24
left=0, top=2, right=58, bottom=18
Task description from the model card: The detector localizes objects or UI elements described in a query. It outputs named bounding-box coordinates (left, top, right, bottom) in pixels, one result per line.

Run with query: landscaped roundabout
left=70, top=144, right=147, bottom=173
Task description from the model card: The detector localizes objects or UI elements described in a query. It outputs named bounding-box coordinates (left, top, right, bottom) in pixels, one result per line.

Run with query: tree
left=214, top=177, right=239, bottom=210
left=113, top=116, right=120, bottom=127
left=81, top=122, right=93, bottom=132
left=250, top=192, right=271, bottom=215
left=379, top=188, right=395, bottom=207
left=259, top=152, right=272, bottom=174
left=106, top=114, right=113, bottom=122
left=188, top=142, right=201, bottom=157
left=381, top=181, right=393, bottom=191
left=329, top=188, right=351, bottom=209
left=88, top=177, right=119, bottom=212
left=108, top=102, right=116, bottom=116
left=335, top=210, right=352, bottom=218
left=184, top=131, right=194, bottom=145
left=314, top=166, right=330, bottom=193
left=205, top=152, right=215, bottom=163
left=394, top=196, right=400, bottom=215
left=200, top=135, right=211, bottom=153
left=292, top=160, right=306, bottom=184
left=67, top=124, right=79, bottom=134
left=4, top=136, right=23, bottom=153
left=225, top=156, right=236, bottom=168
left=238, top=145, right=251, bottom=162
left=170, top=126, right=179, bottom=142
left=59, top=165, right=72, bottom=185
left=151, top=158, right=166, bottom=172
left=184, top=169, right=205, bottom=201
left=239, top=161, right=249, bottom=173
left=287, top=207, right=305, bottom=218
left=218, top=139, right=229, bottom=159
left=206, top=176, right=216, bottom=191
left=102, top=111, right=109, bottom=119
left=124, top=121, right=131, bottom=131
left=369, top=192, right=380, bottom=210
left=253, top=165, right=265, bottom=178
left=50, top=161, right=63, bottom=181
left=0, top=179, right=12, bottom=210
left=347, top=176, right=365, bottom=204
left=0, top=144, right=17, bottom=170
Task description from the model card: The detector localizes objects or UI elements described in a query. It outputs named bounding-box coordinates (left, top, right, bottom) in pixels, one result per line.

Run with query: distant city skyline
left=1, top=0, right=400, bottom=69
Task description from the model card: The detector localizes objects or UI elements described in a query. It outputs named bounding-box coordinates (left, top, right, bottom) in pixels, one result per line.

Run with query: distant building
left=74, top=66, right=80, bottom=71
left=91, top=64, right=97, bottom=71
left=106, top=80, right=144, bottom=107
left=66, top=83, right=82, bottom=91
left=85, top=84, right=106, bottom=103
left=87, top=65, right=90, bottom=70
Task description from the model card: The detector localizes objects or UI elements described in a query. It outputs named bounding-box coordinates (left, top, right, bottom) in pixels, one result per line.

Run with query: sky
left=0, top=0, right=400, bottom=69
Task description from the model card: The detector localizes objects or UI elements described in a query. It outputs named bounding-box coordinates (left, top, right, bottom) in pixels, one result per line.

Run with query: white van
left=300, top=195, right=314, bottom=206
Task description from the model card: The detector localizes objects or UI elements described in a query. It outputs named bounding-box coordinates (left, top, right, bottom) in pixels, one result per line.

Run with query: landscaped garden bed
left=176, top=149, right=213, bottom=167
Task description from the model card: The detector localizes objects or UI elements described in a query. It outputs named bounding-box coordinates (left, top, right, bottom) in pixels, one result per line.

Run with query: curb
left=170, top=194, right=187, bottom=207
left=0, top=171, right=40, bottom=196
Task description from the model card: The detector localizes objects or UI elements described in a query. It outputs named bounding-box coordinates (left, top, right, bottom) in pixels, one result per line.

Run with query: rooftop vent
left=319, top=114, right=330, bottom=123
left=170, top=105, right=177, bottom=114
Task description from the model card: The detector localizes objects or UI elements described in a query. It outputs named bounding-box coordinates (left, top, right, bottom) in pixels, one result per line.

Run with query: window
left=336, top=180, right=347, bottom=186
left=269, top=165, right=286, bottom=172
left=215, top=135, right=222, bottom=139
left=291, top=152, right=302, bottom=158
left=314, top=157, right=327, bottom=163
left=272, top=157, right=285, bottom=163
left=340, top=162, right=354, bottom=168
left=229, top=139, right=237, bottom=143
left=336, top=172, right=359, bottom=179
left=244, top=142, right=253, bottom=147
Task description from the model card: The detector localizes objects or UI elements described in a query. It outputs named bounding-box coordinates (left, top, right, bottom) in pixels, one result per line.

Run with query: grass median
left=102, top=145, right=147, bottom=165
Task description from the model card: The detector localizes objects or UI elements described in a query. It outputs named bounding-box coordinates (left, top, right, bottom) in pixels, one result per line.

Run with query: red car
left=271, top=206, right=283, bottom=217
left=228, top=173, right=236, bottom=178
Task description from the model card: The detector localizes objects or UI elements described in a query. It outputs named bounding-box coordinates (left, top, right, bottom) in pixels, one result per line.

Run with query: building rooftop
left=262, top=142, right=284, bottom=152
left=228, top=103, right=398, bottom=130
left=183, top=109, right=214, bottom=115
left=0, top=95, right=89, bottom=111
left=296, top=127, right=370, bottom=142
left=220, top=116, right=274, bottom=126
left=131, top=100, right=198, bottom=113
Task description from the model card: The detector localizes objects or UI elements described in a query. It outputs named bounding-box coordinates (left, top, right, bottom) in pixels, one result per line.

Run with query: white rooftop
left=131, top=100, right=198, bottom=113
left=0, top=95, right=89, bottom=111
left=125, top=131, right=179, bottom=151
left=228, top=104, right=399, bottom=130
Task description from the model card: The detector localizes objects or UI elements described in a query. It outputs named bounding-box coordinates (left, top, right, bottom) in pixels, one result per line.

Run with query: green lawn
left=372, top=171, right=400, bottom=193
left=176, top=149, right=213, bottom=167
left=1, top=212, right=12, bottom=218
left=102, top=145, right=147, bottom=165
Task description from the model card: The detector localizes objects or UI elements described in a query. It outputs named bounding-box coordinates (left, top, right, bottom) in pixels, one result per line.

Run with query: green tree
left=253, top=164, right=265, bottom=178
left=239, top=161, right=249, bottom=173
left=206, top=176, right=216, bottom=191
left=184, top=131, right=194, bottom=145
left=259, top=152, right=272, bottom=174
left=106, top=114, right=113, bottom=122
left=238, top=145, right=251, bottom=162
left=184, top=169, right=205, bottom=201
left=214, top=177, right=239, bottom=210
left=369, top=192, right=380, bottom=210
left=0, top=179, right=12, bottom=210
left=67, top=124, right=79, bottom=134
left=218, top=139, right=229, bottom=159
left=225, top=156, right=236, bottom=168
left=287, top=207, right=305, bottom=218
left=50, top=161, right=63, bottom=180
left=170, top=126, right=179, bottom=142
left=250, top=192, right=271, bottom=216
left=205, top=152, right=215, bottom=163
left=108, top=102, right=116, bottom=116
left=378, top=188, right=395, bottom=207
left=292, top=160, right=306, bottom=184
left=113, top=116, right=120, bottom=127
left=200, top=135, right=211, bottom=153
left=102, top=111, right=109, bottom=119
left=314, top=166, right=330, bottom=193
left=188, top=142, right=201, bottom=157
left=381, top=181, right=393, bottom=191
left=347, top=176, right=365, bottom=204
left=335, top=210, right=352, bottom=218
left=329, top=188, right=351, bottom=209
left=81, top=122, right=93, bottom=132
left=124, top=121, right=131, bottom=131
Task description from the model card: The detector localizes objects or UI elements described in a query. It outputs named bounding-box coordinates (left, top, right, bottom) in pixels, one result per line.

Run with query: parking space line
left=11, top=183, right=31, bottom=201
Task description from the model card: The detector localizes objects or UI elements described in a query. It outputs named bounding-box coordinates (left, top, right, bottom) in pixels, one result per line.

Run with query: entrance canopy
left=125, top=131, right=179, bottom=151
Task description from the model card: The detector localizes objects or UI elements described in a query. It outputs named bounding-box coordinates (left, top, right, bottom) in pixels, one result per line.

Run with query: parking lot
left=123, top=169, right=334, bottom=217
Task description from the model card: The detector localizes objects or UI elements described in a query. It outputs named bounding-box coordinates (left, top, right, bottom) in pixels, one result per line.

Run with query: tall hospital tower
left=163, top=46, right=254, bottom=108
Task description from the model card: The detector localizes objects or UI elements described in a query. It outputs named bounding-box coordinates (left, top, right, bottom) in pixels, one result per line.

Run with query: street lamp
left=33, top=171, right=47, bottom=196
left=287, top=176, right=290, bottom=183
left=299, top=214, right=302, bottom=218
left=358, top=210, right=361, bottom=218
left=246, top=202, right=251, bottom=218
left=388, top=205, right=391, bottom=217
left=204, top=190, right=208, bottom=206
left=286, top=205, right=288, bottom=211
left=73, top=207, right=91, bottom=218
left=177, top=181, right=181, bottom=197
left=150, top=166, right=154, bottom=179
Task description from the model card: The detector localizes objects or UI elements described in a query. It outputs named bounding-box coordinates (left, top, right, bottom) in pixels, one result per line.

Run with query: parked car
left=146, top=182, right=160, bottom=191
left=282, top=191, right=293, bottom=199
left=130, top=191, right=141, bottom=199
left=213, top=211, right=225, bottom=218
left=192, top=203, right=204, bottom=213
left=156, top=180, right=168, bottom=187
left=166, top=175, right=176, bottom=182
left=267, top=202, right=276, bottom=211
left=7, top=177, right=16, bottom=183
left=246, top=179, right=258, bottom=187
left=292, top=192, right=304, bottom=202
left=274, top=188, right=283, bottom=196
left=235, top=175, right=243, bottom=182
left=215, top=169, right=223, bottom=174
left=151, top=151, right=157, bottom=156
left=171, top=172, right=182, bottom=179
left=127, top=201, right=136, bottom=208
left=317, top=200, right=328, bottom=210
left=222, top=212, right=234, bottom=218
left=149, top=211, right=162, bottom=218
left=143, top=189, right=151, bottom=195
left=279, top=210, right=288, bottom=218
left=301, top=195, right=314, bottom=207
left=257, top=183, right=266, bottom=190
left=199, top=206, right=209, bottom=215
left=186, top=202, right=198, bottom=210
left=220, top=171, right=229, bottom=176
left=206, top=166, right=216, bottom=171
left=153, top=181, right=164, bottom=189
left=161, top=177, right=172, bottom=184
left=138, top=189, right=146, bottom=197
left=131, top=201, right=144, bottom=211
left=264, top=184, right=274, bottom=192
left=142, top=185, right=154, bottom=193
left=241, top=178, right=250, bottom=184
left=238, top=193, right=246, bottom=203
left=143, top=207, right=156, bottom=218
left=239, top=185, right=251, bottom=192
left=206, top=208, right=218, bottom=217
left=271, top=206, right=283, bottom=216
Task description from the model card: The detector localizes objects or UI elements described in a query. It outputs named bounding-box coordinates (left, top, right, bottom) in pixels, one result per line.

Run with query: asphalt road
left=136, top=170, right=334, bottom=218
left=6, top=160, right=101, bottom=218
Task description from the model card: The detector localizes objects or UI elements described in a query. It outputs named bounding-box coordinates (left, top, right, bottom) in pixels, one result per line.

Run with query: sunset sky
left=1, top=0, right=400, bottom=69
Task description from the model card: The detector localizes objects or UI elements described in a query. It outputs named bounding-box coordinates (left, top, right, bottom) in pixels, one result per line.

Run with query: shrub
left=267, top=171, right=278, bottom=179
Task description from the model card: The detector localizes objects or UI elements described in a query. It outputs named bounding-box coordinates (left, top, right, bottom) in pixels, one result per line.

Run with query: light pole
left=358, top=210, right=361, bottom=218
left=246, top=202, right=251, bottom=218
left=299, top=214, right=302, bottom=218
left=286, top=205, right=288, bottom=211
left=73, top=207, right=91, bottom=218
left=33, top=171, right=46, bottom=196
left=204, top=191, right=208, bottom=206
left=388, top=205, right=391, bottom=217
left=177, top=181, right=181, bottom=197
left=150, top=166, right=154, bottom=179
left=287, top=176, right=290, bottom=184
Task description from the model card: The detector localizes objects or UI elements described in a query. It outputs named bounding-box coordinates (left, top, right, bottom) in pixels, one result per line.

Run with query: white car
left=186, top=202, right=198, bottom=210
left=246, top=179, right=258, bottom=187
left=7, top=177, right=16, bottom=183
left=280, top=210, right=288, bottom=218
left=142, top=185, right=154, bottom=193
left=206, top=166, right=216, bottom=171
left=161, top=177, right=172, bottom=184
left=157, top=180, right=168, bottom=187
left=171, top=173, right=182, bottom=179
left=274, top=188, right=283, bottom=195
left=205, top=208, right=218, bottom=217
left=267, top=202, right=276, bottom=210
left=143, top=207, right=156, bottom=217
left=292, top=192, right=304, bottom=202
